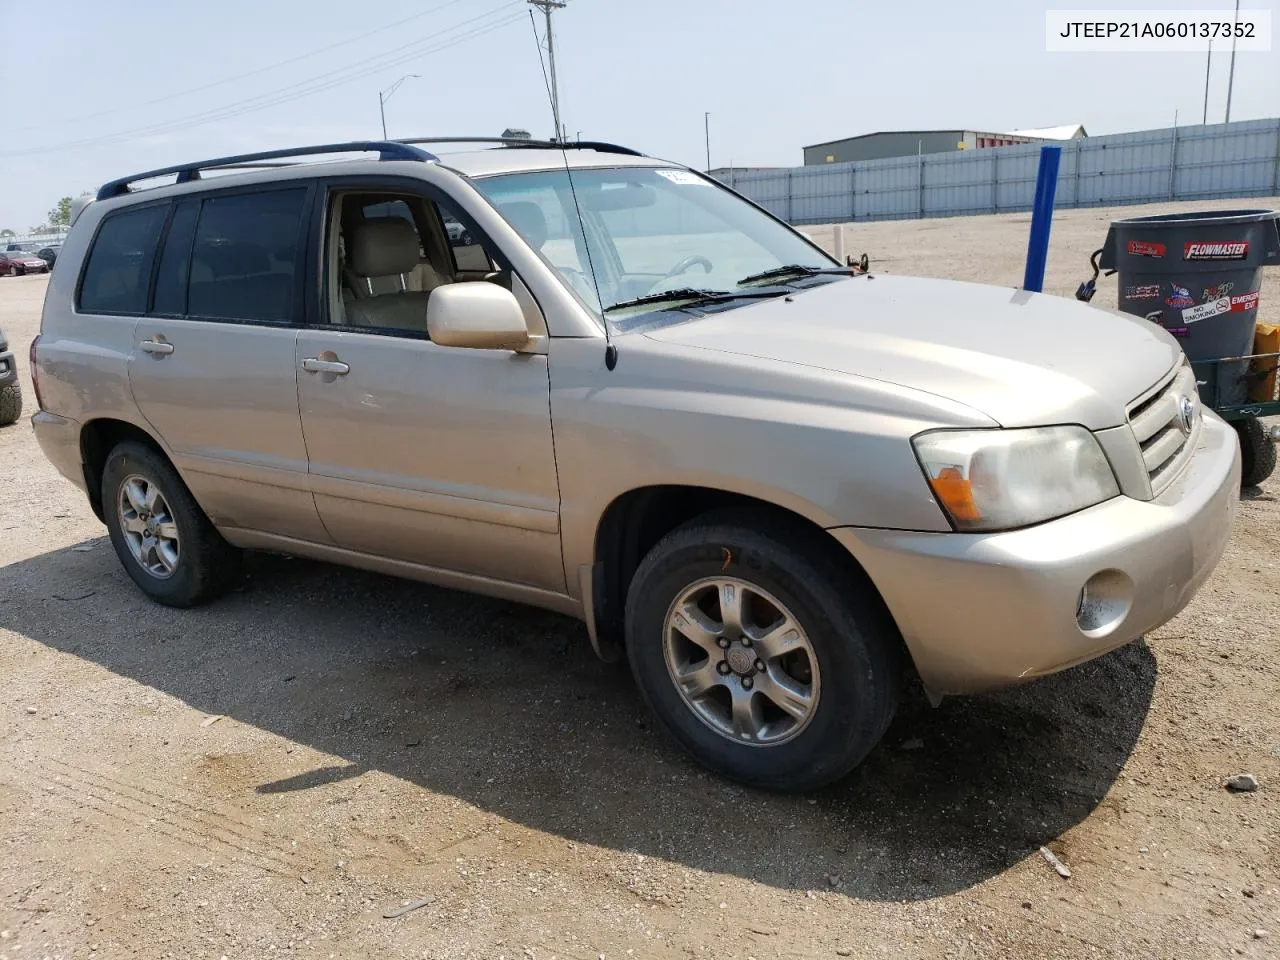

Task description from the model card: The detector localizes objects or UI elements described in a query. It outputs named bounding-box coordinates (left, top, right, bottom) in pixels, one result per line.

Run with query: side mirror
left=427, top=282, right=530, bottom=350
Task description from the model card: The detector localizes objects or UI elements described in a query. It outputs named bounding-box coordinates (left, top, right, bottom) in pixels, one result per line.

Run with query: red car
left=0, top=250, right=49, bottom=276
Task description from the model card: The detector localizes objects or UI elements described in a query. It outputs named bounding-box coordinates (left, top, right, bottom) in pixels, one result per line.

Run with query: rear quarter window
left=77, top=205, right=167, bottom=314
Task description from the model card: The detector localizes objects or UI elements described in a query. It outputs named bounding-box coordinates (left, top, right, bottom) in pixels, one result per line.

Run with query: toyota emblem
left=1177, top=394, right=1197, bottom=435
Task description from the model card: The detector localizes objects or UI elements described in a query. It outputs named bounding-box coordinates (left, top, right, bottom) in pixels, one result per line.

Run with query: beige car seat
left=342, top=217, right=444, bottom=331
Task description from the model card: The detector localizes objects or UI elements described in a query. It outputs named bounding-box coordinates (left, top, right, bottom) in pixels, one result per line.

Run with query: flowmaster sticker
left=1184, top=241, right=1249, bottom=260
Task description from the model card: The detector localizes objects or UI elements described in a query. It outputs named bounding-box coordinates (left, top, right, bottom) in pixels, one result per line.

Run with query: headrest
left=349, top=216, right=419, bottom=278
left=498, top=202, right=548, bottom=250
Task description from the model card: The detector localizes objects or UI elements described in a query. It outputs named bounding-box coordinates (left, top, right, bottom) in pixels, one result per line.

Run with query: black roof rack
left=96, top=140, right=437, bottom=201
left=393, top=136, right=646, bottom=157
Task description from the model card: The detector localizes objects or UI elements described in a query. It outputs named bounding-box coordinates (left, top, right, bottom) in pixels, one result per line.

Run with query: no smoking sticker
left=1181, top=297, right=1231, bottom=324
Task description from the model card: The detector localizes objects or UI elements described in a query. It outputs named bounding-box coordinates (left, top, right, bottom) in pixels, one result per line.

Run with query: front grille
left=1127, top=363, right=1200, bottom=495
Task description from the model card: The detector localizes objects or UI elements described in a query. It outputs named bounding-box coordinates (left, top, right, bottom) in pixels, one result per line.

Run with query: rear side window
left=187, top=189, right=307, bottom=323
left=152, top=200, right=199, bottom=316
left=77, top=205, right=166, bottom=314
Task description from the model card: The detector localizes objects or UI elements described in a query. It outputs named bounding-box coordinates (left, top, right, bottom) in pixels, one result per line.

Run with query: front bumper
left=0, top=347, right=16, bottom=387
left=833, top=411, right=1240, bottom=696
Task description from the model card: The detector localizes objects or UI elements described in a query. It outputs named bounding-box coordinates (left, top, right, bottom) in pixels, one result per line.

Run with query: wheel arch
left=585, top=484, right=900, bottom=665
left=80, top=417, right=167, bottom=522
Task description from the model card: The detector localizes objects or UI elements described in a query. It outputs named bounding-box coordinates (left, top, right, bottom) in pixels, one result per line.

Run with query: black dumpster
left=1098, top=208, right=1280, bottom=406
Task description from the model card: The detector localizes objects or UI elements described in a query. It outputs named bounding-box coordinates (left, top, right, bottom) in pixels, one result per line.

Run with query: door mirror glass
left=427, top=282, right=529, bottom=350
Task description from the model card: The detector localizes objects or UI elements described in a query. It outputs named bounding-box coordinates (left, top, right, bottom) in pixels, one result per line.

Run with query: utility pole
left=529, top=0, right=567, bottom=141
left=1202, top=38, right=1212, bottom=125
left=704, top=112, right=711, bottom=172
left=1225, top=0, right=1239, bottom=122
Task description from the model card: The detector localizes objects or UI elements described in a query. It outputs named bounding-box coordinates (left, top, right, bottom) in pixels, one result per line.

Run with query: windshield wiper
left=603, top=288, right=782, bottom=314
left=736, top=264, right=852, bottom=286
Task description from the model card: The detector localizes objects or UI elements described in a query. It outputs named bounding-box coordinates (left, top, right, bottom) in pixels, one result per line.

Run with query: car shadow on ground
left=0, top=539, right=1157, bottom=902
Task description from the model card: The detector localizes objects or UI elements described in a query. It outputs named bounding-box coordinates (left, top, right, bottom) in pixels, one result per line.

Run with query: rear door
left=125, top=186, right=329, bottom=542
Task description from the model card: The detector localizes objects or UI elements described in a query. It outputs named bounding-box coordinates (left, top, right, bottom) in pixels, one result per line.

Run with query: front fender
left=548, top=334, right=983, bottom=597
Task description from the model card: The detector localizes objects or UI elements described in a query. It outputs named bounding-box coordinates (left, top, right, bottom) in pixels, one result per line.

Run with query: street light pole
left=704, top=112, right=711, bottom=172
left=1202, top=38, right=1212, bottom=125
left=1225, top=0, right=1240, bottom=122
left=378, top=74, right=421, bottom=139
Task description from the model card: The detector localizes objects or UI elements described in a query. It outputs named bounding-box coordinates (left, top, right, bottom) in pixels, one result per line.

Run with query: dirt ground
left=2, top=198, right=1278, bottom=960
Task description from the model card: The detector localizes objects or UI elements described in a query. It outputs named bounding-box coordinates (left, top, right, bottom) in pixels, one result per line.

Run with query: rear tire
left=101, top=441, right=241, bottom=606
left=0, top=383, right=21, bottom=425
left=1236, top=415, right=1277, bottom=487
left=624, top=514, right=901, bottom=791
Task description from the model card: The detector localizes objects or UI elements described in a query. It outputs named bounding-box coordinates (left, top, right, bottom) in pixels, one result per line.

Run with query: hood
left=643, top=275, right=1182, bottom=429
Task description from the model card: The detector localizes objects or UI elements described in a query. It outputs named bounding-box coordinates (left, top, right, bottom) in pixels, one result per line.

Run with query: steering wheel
left=661, top=255, right=713, bottom=281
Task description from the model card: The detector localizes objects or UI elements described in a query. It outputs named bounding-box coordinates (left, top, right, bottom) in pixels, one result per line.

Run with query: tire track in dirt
left=14, top=756, right=305, bottom=877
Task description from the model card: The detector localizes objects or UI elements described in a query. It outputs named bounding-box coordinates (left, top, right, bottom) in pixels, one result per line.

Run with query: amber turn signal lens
left=927, top=466, right=983, bottom=523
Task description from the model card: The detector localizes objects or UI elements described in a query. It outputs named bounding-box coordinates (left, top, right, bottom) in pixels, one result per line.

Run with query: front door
left=295, top=182, right=563, bottom=592
left=127, top=188, right=329, bottom=542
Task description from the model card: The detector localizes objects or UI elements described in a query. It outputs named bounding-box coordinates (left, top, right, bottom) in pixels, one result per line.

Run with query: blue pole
left=1022, top=145, right=1062, bottom=292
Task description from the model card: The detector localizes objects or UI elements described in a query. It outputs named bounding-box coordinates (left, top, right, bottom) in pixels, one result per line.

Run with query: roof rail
left=95, top=141, right=437, bottom=201
left=394, top=136, right=646, bottom=158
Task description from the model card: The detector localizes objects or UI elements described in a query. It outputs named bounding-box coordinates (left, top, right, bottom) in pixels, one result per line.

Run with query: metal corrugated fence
left=716, top=118, right=1280, bottom=225
left=3, top=230, right=69, bottom=248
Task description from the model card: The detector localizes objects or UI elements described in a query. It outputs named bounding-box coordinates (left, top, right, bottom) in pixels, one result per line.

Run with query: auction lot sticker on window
left=655, top=170, right=710, bottom=186
left=1046, top=10, right=1271, bottom=51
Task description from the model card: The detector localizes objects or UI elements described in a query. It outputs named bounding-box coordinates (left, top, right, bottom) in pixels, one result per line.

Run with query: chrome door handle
left=139, top=339, right=174, bottom=356
left=301, top=357, right=350, bottom=375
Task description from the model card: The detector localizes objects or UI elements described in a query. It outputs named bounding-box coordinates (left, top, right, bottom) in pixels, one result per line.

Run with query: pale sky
left=1, top=0, right=1277, bottom=232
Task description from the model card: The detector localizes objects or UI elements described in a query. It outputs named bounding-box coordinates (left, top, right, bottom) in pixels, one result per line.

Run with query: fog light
left=1075, top=570, right=1134, bottom=638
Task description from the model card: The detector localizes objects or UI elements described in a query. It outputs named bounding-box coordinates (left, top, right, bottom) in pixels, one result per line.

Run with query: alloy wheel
left=117, top=474, right=181, bottom=579
left=662, top=577, right=821, bottom=745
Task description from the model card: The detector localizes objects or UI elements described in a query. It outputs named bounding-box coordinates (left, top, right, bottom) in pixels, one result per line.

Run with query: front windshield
left=471, top=166, right=839, bottom=323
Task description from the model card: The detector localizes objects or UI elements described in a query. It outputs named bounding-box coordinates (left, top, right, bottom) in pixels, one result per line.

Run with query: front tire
left=1235, top=415, right=1277, bottom=487
left=624, top=514, right=901, bottom=791
left=102, top=441, right=241, bottom=606
left=0, top=383, right=21, bottom=425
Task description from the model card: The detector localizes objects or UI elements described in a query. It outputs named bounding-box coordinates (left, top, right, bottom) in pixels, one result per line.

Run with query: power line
left=4, top=3, right=523, bottom=158
left=40, top=4, right=520, bottom=151
left=7, top=0, right=477, bottom=136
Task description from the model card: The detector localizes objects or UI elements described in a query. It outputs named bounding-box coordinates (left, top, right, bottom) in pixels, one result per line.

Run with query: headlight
left=912, top=426, right=1119, bottom=532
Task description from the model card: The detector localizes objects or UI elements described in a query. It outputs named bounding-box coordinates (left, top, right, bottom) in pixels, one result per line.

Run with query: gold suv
left=31, top=139, right=1239, bottom=789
